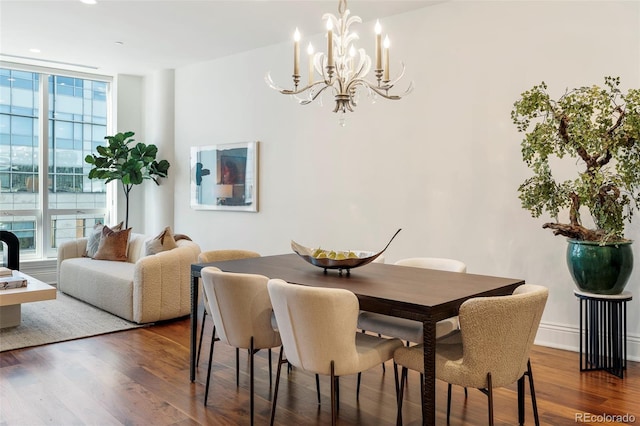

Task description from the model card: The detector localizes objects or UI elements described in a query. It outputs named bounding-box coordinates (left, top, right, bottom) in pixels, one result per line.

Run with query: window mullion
left=38, top=73, right=50, bottom=258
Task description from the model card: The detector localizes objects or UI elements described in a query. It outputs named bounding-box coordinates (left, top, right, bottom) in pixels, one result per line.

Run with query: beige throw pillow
left=93, top=226, right=132, bottom=261
left=145, top=226, right=178, bottom=256
left=85, top=222, right=124, bottom=258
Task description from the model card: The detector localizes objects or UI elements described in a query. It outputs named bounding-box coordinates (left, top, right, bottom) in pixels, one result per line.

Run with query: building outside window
left=0, top=66, right=112, bottom=260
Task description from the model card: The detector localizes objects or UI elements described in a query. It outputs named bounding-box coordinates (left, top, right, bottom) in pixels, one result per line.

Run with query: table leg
left=0, top=304, right=21, bottom=328
left=423, top=319, right=436, bottom=426
left=190, top=274, right=199, bottom=382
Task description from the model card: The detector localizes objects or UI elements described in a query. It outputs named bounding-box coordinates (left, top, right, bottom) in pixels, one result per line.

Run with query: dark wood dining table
left=190, top=253, right=524, bottom=425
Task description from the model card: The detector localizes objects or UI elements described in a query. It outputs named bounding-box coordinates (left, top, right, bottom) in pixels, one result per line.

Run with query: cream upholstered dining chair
left=196, top=250, right=261, bottom=369
left=267, top=278, right=403, bottom=426
left=356, top=257, right=467, bottom=393
left=357, top=257, right=467, bottom=343
left=300, top=252, right=387, bottom=404
left=394, top=284, right=548, bottom=425
left=201, top=267, right=281, bottom=425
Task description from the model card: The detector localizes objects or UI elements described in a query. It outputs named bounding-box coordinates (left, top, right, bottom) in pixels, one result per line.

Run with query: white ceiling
left=0, top=0, right=436, bottom=76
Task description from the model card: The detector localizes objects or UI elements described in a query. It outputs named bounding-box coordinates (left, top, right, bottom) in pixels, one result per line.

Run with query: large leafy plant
left=511, top=77, right=640, bottom=242
left=85, top=131, right=170, bottom=228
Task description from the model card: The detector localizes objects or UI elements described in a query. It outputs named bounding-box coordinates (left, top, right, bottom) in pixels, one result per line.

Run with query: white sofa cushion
left=59, top=257, right=136, bottom=321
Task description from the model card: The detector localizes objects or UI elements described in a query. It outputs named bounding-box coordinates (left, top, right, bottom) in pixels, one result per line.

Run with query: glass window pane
left=50, top=213, right=106, bottom=249
left=49, top=74, right=107, bottom=210
left=0, top=216, right=36, bottom=255
left=0, top=70, right=39, bottom=207
left=1, top=66, right=110, bottom=259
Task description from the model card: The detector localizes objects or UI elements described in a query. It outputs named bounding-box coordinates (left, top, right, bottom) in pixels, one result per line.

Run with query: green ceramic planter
left=566, top=239, right=634, bottom=295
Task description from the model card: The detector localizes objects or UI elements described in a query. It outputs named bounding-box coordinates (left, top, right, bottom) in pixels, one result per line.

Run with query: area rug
left=0, top=291, right=145, bottom=352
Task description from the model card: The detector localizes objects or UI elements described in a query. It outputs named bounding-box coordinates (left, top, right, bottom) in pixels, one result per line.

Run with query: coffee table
left=0, top=272, right=56, bottom=328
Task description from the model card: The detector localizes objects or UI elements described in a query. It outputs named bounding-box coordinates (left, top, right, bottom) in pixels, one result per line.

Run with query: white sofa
left=57, top=233, right=201, bottom=324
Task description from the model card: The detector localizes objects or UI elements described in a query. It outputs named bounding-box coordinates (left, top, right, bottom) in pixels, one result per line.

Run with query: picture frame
left=190, top=141, right=258, bottom=212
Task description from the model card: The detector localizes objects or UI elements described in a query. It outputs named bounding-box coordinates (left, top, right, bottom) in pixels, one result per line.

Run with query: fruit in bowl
left=312, top=249, right=362, bottom=260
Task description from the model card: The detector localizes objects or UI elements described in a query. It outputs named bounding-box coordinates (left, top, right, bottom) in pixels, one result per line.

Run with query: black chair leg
left=316, top=374, right=321, bottom=404
left=527, top=360, right=540, bottom=426
left=487, top=373, right=494, bottom=426
left=268, top=348, right=273, bottom=388
left=393, top=362, right=399, bottom=397
left=396, top=366, right=407, bottom=426
left=447, top=383, right=452, bottom=424
left=393, top=362, right=399, bottom=400
left=518, top=375, right=525, bottom=425
left=204, top=325, right=217, bottom=406
left=236, top=347, right=240, bottom=386
left=270, top=348, right=285, bottom=426
left=420, top=373, right=424, bottom=407
left=330, top=361, right=337, bottom=426
left=356, top=372, right=361, bottom=400
left=379, top=334, right=386, bottom=372
left=250, top=337, right=255, bottom=426
left=196, top=310, right=207, bottom=366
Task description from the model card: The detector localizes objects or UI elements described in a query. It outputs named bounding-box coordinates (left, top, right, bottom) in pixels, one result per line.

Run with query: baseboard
left=536, top=321, right=640, bottom=363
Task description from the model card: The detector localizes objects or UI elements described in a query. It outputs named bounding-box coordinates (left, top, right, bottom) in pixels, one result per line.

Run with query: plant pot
left=566, top=239, right=633, bottom=295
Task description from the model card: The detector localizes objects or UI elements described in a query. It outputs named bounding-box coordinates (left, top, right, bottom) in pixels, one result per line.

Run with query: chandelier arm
left=265, top=72, right=289, bottom=92
left=351, top=62, right=367, bottom=80
left=335, top=78, right=347, bottom=96
left=346, top=79, right=407, bottom=100
left=279, top=81, right=333, bottom=96
left=301, top=85, right=334, bottom=104
left=370, top=62, right=413, bottom=94
left=375, top=82, right=414, bottom=99
left=386, top=62, right=408, bottom=87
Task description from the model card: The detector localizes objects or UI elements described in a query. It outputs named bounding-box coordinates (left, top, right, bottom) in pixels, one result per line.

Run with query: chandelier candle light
left=266, top=0, right=413, bottom=121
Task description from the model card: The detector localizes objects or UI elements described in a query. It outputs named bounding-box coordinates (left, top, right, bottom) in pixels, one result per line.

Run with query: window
left=0, top=66, right=112, bottom=259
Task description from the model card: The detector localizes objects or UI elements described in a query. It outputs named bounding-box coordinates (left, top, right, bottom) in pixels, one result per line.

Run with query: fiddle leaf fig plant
left=511, top=76, right=640, bottom=242
left=85, top=131, right=170, bottom=228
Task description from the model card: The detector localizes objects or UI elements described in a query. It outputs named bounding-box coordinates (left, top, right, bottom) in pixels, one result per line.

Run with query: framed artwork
left=190, top=141, right=258, bottom=212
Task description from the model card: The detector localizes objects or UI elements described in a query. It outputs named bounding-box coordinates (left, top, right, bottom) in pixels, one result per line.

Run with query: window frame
left=0, top=61, right=115, bottom=260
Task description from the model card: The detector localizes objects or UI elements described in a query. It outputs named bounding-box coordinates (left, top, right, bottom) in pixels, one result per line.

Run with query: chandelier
left=265, top=0, right=413, bottom=121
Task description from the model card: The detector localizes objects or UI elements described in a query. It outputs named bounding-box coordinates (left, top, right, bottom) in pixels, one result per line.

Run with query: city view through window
left=0, top=67, right=111, bottom=259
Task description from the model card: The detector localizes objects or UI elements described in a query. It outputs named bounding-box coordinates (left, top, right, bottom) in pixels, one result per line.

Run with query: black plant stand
left=575, top=289, right=632, bottom=378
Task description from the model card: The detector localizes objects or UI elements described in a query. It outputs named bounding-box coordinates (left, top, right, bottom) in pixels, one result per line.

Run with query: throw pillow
left=84, top=221, right=124, bottom=258
left=145, top=226, right=178, bottom=256
left=93, top=226, right=132, bottom=261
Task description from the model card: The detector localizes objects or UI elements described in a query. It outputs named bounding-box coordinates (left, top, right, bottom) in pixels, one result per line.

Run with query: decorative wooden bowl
left=291, top=228, right=401, bottom=275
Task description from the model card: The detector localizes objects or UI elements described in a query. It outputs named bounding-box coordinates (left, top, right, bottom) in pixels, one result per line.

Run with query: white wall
left=115, top=71, right=175, bottom=235
left=172, top=1, right=640, bottom=359
left=143, top=69, right=176, bottom=234
left=115, top=74, right=145, bottom=230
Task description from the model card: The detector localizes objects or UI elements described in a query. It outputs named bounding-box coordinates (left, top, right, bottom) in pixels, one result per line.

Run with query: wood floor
left=1, top=314, right=638, bottom=426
